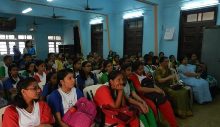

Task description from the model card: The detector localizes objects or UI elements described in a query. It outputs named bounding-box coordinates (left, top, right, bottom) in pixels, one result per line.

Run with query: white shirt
left=16, top=102, right=40, bottom=127
left=84, top=76, right=95, bottom=87
left=123, top=81, right=131, bottom=98
left=36, top=72, right=46, bottom=90
left=58, top=87, right=77, bottom=114
left=136, top=73, right=146, bottom=83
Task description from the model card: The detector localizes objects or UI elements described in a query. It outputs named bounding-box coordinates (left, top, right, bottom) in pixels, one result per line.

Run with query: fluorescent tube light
left=47, top=0, right=53, bottom=2
left=123, top=10, right=144, bottom=19
left=90, top=17, right=103, bottom=25
left=181, top=0, right=219, bottom=10
left=22, top=8, right=32, bottom=14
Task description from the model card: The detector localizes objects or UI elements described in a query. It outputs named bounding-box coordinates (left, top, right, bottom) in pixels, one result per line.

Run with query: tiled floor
left=177, top=94, right=220, bottom=127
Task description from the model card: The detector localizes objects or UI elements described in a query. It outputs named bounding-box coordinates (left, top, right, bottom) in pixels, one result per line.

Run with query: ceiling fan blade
left=89, top=8, right=103, bottom=11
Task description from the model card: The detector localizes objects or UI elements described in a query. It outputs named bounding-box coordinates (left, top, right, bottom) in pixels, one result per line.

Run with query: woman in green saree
left=155, top=57, right=192, bottom=118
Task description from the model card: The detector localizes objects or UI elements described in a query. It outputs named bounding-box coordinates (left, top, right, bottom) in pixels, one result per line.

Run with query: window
left=0, top=33, right=33, bottom=55
left=48, top=35, right=62, bottom=53
left=186, top=11, right=215, bottom=22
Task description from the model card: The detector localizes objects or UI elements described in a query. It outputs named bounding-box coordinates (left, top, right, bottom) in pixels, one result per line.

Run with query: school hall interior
left=0, top=0, right=220, bottom=127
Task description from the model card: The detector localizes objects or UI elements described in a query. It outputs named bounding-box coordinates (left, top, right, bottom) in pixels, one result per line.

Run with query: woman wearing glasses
left=3, top=77, right=54, bottom=127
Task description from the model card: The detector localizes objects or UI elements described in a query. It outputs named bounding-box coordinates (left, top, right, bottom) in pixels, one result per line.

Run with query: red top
left=2, top=101, right=54, bottom=127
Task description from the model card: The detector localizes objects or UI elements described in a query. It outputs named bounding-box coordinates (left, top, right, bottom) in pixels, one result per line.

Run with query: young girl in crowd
left=129, top=61, right=177, bottom=127
left=21, top=62, right=35, bottom=79
left=94, top=70, right=140, bottom=127
left=47, top=69, right=83, bottom=127
left=40, top=72, right=58, bottom=101
left=33, top=60, right=46, bottom=90
left=77, top=61, right=98, bottom=92
left=3, top=77, right=54, bottom=127
left=121, top=63, right=157, bottom=127
left=72, top=58, right=82, bottom=77
left=3, top=64, right=22, bottom=101
left=99, top=60, right=113, bottom=84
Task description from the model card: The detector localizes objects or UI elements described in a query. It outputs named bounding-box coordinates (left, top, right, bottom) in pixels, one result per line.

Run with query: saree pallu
left=164, top=87, right=193, bottom=117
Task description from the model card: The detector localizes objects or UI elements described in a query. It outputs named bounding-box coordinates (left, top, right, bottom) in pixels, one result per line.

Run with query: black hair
left=23, top=54, right=31, bottom=59
left=180, top=56, right=188, bottom=63
left=73, top=58, right=81, bottom=66
left=8, top=63, right=19, bottom=77
left=159, top=52, right=164, bottom=57
left=108, top=70, right=123, bottom=100
left=169, top=55, right=175, bottom=60
left=159, top=56, right=168, bottom=63
left=34, top=60, right=44, bottom=72
left=25, top=62, right=35, bottom=72
left=57, top=69, right=74, bottom=87
left=132, top=61, right=144, bottom=72
left=3, top=55, right=12, bottom=62
left=152, top=56, right=159, bottom=65
left=46, top=72, right=58, bottom=93
left=108, top=70, right=123, bottom=81
left=79, top=61, right=95, bottom=80
left=25, top=40, right=32, bottom=48
left=101, top=60, right=112, bottom=73
left=12, top=77, right=37, bottom=109
left=144, top=54, right=152, bottom=65
left=121, top=63, right=132, bottom=71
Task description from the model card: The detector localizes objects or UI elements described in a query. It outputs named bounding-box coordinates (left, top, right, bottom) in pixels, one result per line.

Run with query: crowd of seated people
left=0, top=49, right=218, bottom=127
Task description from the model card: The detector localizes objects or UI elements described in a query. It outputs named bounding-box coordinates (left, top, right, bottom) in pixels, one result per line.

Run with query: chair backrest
left=83, top=84, right=103, bottom=101
left=0, top=105, right=8, bottom=127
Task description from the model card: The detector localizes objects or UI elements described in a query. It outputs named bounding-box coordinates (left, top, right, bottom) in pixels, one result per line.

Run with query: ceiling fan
left=28, top=18, right=40, bottom=32
left=84, top=0, right=103, bottom=11
left=49, top=7, right=64, bottom=19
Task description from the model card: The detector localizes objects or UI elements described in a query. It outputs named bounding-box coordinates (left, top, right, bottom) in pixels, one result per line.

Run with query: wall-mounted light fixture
left=123, top=10, right=144, bottom=19
left=89, top=17, right=103, bottom=25
left=181, top=0, right=219, bottom=10
left=22, top=7, right=32, bottom=14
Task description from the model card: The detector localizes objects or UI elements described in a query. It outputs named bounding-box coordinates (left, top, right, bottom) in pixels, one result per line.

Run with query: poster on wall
left=164, top=27, right=175, bottom=40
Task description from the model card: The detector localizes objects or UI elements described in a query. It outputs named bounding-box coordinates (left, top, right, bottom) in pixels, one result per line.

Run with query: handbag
left=102, top=106, right=136, bottom=125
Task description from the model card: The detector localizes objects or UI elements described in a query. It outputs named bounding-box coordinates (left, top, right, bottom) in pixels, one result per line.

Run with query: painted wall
left=108, top=4, right=157, bottom=58
left=159, top=1, right=220, bottom=58
left=0, top=13, right=65, bottom=59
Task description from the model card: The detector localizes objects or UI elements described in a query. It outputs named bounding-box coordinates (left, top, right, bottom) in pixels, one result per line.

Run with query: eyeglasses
left=25, top=86, right=41, bottom=91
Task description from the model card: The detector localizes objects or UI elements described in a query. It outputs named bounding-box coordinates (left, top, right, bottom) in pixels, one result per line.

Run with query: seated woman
left=21, top=62, right=35, bottom=79
left=129, top=61, right=177, bottom=127
left=155, top=57, right=193, bottom=118
left=3, top=77, right=54, bottom=127
left=3, top=64, right=22, bottom=101
left=33, top=60, right=47, bottom=90
left=121, top=63, right=157, bottom=127
left=77, top=61, right=98, bottom=92
left=40, top=72, right=58, bottom=101
left=72, top=58, right=82, bottom=77
left=94, top=70, right=140, bottom=127
left=144, top=54, right=156, bottom=74
left=47, top=69, right=83, bottom=127
left=99, top=60, right=113, bottom=84
left=178, top=56, right=212, bottom=104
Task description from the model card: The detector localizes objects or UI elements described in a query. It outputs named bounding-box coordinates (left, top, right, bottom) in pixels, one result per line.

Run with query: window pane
left=187, top=14, right=197, bottom=22
left=49, top=45, right=54, bottom=48
left=0, top=52, right=7, bottom=55
left=18, top=35, right=25, bottom=39
left=49, top=42, right=54, bottom=45
left=27, top=35, right=32, bottom=39
left=0, top=35, right=5, bottom=39
left=56, top=36, right=61, bottom=40
left=48, top=36, right=54, bottom=40
left=56, top=42, right=62, bottom=45
left=9, top=35, right=15, bottom=39
left=202, top=11, right=214, bottom=21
